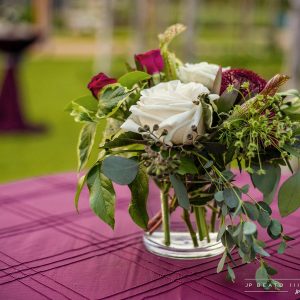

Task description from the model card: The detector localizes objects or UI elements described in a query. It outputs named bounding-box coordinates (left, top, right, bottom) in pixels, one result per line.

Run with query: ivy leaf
left=66, top=95, right=98, bottom=123
left=87, top=164, right=116, bottom=229
left=170, top=175, right=190, bottom=210
left=102, top=156, right=139, bottom=185
left=97, top=85, right=132, bottom=118
left=118, top=71, right=151, bottom=89
left=74, top=174, right=86, bottom=212
left=128, top=167, right=149, bottom=230
left=278, top=171, right=300, bottom=217
left=251, top=164, right=281, bottom=204
left=77, top=123, right=97, bottom=171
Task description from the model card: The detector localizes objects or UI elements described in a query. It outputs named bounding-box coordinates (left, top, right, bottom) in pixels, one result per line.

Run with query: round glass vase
left=143, top=206, right=224, bottom=260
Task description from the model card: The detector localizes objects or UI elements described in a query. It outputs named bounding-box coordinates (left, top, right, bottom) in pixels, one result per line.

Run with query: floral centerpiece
left=67, top=24, right=300, bottom=288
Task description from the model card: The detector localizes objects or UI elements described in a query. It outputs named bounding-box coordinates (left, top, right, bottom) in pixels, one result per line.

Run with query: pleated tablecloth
left=0, top=172, right=300, bottom=300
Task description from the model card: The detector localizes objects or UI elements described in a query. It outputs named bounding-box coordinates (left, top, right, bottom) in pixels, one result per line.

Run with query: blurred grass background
left=0, top=0, right=293, bottom=182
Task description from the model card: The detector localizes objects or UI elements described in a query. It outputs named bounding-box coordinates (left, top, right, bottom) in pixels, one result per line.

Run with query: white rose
left=120, top=80, right=210, bottom=145
left=178, top=62, right=226, bottom=90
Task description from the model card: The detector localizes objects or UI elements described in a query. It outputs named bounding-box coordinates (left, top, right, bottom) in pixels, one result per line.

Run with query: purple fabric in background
left=0, top=172, right=300, bottom=300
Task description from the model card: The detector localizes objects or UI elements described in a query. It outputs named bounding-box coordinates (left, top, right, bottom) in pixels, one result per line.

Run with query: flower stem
left=200, top=207, right=211, bottom=243
left=210, top=201, right=218, bottom=232
left=182, top=209, right=199, bottom=247
left=194, top=206, right=205, bottom=241
left=161, top=185, right=170, bottom=246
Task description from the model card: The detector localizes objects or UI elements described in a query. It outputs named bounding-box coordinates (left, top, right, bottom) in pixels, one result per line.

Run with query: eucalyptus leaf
left=243, top=202, right=259, bottom=221
left=223, top=188, right=239, bottom=208
left=214, top=191, right=224, bottom=202
left=170, top=175, right=190, bottom=209
left=77, top=123, right=97, bottom=171
left=128, top=167, right=149, bottom=230
left=251, top=164, right=281, bottom=204
left=243, top=221, right=257, bottom=235
left=278, top=171, right=300, bottom=217
left=215, top=86, right=239, bottom=113
left=217, top=251, right=227, bottom=273
left=277, top=241, right=287, bottom=254
left=268, top=219, right=282, bottom=237
left=253, top=243, right=270, bottom=257
left=227, top=265, right=235, bottom=282
left=217, top=224, right=226, bottom=241
left=87, top=164, right=116, bottom=228
left=102, top=156, right=139, bottom=185
left=118, top=71, right=151, bottom=89
left=257, top=210, right=271, bottom=228
left=255, top=265, right=269, bottom=287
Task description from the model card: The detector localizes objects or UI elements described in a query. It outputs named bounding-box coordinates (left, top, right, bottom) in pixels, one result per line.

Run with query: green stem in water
left=210, top=201, right=218, bottom=232
left=161, top=185, right=170, bottom=246
left=200, top=207, right=211, bottom=243
left=182, top=209, right=199, bottom=247
left=194, top=206, right=205, bottom=241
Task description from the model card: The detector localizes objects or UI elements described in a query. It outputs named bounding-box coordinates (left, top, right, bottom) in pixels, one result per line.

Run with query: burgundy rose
left=134, top=49, right=164, bottom=75
left=87, top=72, right=117, bottom=99
left=220, top=69, right=266, bottom=97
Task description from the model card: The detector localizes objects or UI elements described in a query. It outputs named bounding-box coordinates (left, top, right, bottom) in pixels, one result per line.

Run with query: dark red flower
left=135, top=49, right=164, bottom=75
left=220, top=69, right=266, bottom=97
left=87, top=72, right=117, bottom=99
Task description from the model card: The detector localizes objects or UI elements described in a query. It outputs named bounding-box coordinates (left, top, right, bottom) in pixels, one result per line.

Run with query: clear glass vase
left=143, top=206, right=224, bottom=260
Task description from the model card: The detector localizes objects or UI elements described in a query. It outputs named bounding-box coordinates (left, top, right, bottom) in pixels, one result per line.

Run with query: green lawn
left=0, top=48, right=283, bottom=183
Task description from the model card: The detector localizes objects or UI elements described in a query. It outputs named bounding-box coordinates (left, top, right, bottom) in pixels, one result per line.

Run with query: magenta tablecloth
left=0, top=172, right=300, bottom=300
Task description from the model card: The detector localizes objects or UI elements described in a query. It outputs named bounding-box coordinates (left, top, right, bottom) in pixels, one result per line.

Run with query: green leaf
left=204, top=160, right=213, bottom=169
left=66, top=95, right=98, bottom=123
left=253, top=243, right=270, bottom=257
left=263, top=262, right=278, bottom=275
left=251, top=164, right=281, bottom=204
left=268, top=219, right=282, bottom=237
left=118, top=71, right=151, bottom=89
left=102, top=156, right=139, bottom=185
left=227, top=265, right=236, bottom=282
left=278, top=171, right=300, bottom=217
left=240, top=184, right=250, bottom=194
left=87, top=164, right=116, bottom=228
left=217, top=251, right=227, bottom=273
left=255, top=265, right=269, bottom=286
left=283, top=143, right=300, bottom=158
left=243, top=202, right=259, bottom=221
left=170, top=175, right=190, bottom=210
left=177, top=156, right=198, bottom=175
left=214, top=191, right=224, bottom=202
left=215, top=86, right=239, bottom=113
left=77, top=123, right=97, bottom=171
left=223, top=188, right=239, bottom=208
left=257, top=210, right=271, bottom=228
left=217, top=224, right=226, bottom=241
left=243, top=221, right=257, bottom=235
left=101, top=132, right=145, bottom=149
left=257, top=201, right=272, bottom=215
left=128, top=167, right=149, bottom=230
left=283, top=235, right=294, bottom=241
left=74, top=174, right=86, bottom=212
left=97, top=85, right=131, bottom=118
left=277, top=241, right=287, bottom=254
